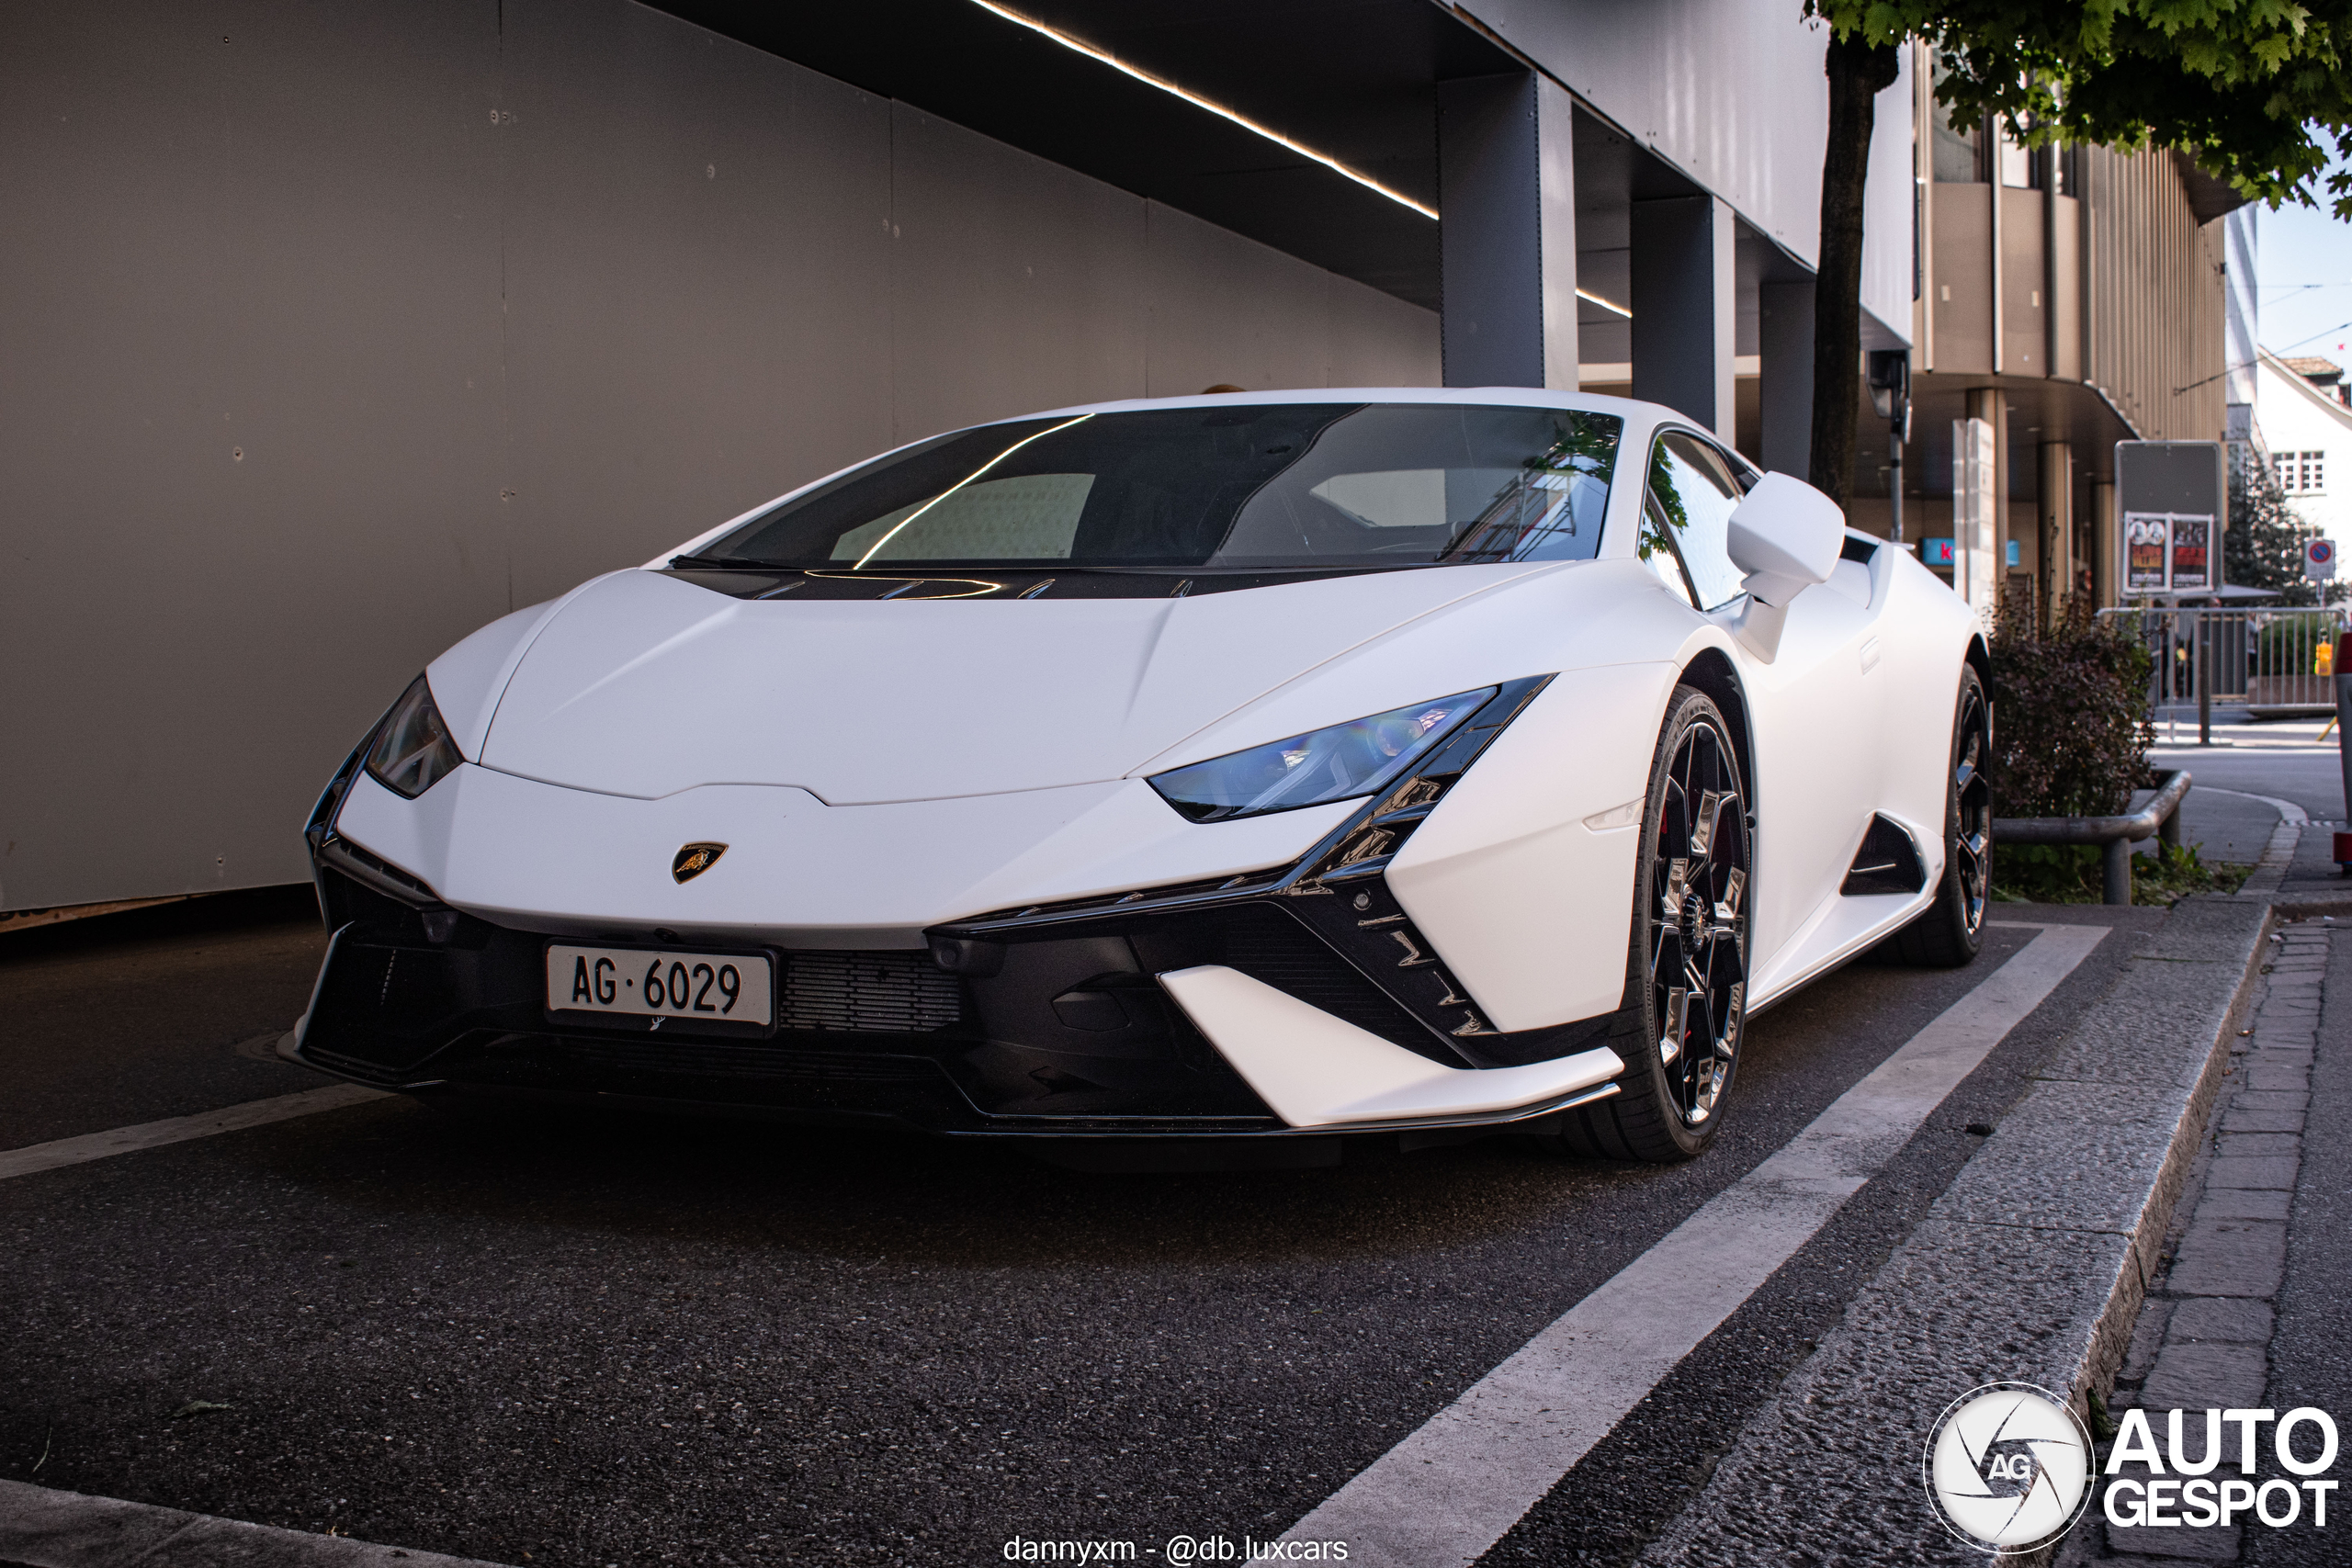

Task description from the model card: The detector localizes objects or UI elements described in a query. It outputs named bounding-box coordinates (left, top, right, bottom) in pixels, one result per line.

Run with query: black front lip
left=289, top=1036, right=1623, bottom=1141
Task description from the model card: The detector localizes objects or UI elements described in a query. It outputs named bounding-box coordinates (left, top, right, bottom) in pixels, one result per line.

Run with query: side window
left=1643, top=432, right=1748, bottom=611
left=1639, top=489, right=1697, bottom=605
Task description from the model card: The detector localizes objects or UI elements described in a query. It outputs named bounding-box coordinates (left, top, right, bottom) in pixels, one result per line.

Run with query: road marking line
left=0, top=1085, right=390, bottom=1183
left=2190, top=785, right=2311, bottom=825
left=1282, top=923, right=2109, bottom=1567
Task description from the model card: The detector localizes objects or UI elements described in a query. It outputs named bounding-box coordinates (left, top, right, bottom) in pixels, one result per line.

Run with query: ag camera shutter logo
left=1922, top=1382, right=2094, bottom=1554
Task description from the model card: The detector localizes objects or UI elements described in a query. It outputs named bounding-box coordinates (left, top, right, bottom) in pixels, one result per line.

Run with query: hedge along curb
left=0, top=1478, right=512, bottom=1568
left=1638, top=897, right=2274, bottom=1568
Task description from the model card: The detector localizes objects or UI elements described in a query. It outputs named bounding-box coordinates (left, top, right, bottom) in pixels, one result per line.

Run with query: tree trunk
left=1809, top=36, right=1902, bottom=511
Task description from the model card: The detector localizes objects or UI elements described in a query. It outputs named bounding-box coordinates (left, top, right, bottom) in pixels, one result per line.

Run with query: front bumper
left=295, top=674, right=1625, bottom=1137
left=292, top=861, right=1621, bottom=1137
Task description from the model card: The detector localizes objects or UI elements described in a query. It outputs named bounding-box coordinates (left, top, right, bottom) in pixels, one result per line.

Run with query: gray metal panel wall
left=0, top=0, right=1437, bottom=914
left=2, top=0, right=512, bottom=914
left=1456, top=0, right=1915, bottom=344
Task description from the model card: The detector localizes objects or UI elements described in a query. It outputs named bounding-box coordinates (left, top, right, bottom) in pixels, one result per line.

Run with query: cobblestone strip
left=2080, top=922, right=2323, bottom=1565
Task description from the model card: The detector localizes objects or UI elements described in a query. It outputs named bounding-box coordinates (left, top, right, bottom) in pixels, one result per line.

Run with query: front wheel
left=1550, top=684, right=1753, bottom=1163
left=1887, top=666, right=1991, bottom=967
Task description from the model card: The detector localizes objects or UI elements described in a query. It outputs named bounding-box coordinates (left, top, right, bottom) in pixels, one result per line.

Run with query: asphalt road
left=2152, top=716, right=2347, bottom=828
left=0, top=892, right=2162, bottom=1567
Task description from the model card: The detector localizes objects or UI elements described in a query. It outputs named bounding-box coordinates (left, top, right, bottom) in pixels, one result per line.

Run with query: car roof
left=983, top=385, right=1671, bottom=428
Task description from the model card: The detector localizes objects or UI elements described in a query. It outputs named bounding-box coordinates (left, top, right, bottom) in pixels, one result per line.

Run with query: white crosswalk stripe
left=0, top=1084, right=390, bottom=1183
left=1282, top=921, right=2108, bottom=1567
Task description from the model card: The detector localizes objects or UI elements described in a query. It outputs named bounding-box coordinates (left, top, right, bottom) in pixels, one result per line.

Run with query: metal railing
left=2095, top=605, right=2348, bottom=745
left=1994, top=769, right=2191, bottom=906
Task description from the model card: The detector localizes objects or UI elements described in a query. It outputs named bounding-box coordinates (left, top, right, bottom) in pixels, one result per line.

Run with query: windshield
left=694, top=403, right=1623, bottom=571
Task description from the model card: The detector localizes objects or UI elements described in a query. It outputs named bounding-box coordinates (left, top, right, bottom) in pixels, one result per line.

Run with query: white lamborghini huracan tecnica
left=294, top=389, right=1990, bottom=1163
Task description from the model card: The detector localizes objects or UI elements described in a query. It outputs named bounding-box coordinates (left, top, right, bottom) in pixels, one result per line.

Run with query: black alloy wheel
left=1890, top=665, right=1991, bottom=967
left=1550, top=683, right=1752, bottom=1163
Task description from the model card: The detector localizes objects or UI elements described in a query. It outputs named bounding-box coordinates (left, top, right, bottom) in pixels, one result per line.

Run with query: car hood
left=470, top=566, right=1548, bottom=803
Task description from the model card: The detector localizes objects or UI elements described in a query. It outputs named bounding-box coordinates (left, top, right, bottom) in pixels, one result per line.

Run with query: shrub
left=1992, top=840, right=2244, bottom=905
left=1987, top=595, right=2154, bottom=818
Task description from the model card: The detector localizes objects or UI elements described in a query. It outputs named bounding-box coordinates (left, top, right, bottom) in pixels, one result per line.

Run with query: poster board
left=2168, top=515, right=2211, bottom=592
left=2121, top=511, right=2215, bottom=594
left=2123, top=513, right=2167, bottom=592
left=2116, top=442, right=2225, bottom=598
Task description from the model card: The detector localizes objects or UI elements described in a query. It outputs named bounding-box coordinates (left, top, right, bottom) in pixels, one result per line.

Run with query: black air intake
left=1841, top=814, right=1928, bottom=896
left=783, top=952, right=965, bottom=1032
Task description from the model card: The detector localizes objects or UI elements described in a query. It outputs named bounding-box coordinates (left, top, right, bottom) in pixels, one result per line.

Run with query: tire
left=1549, top=684, right=1754, bottom=1163
left=1888, top=665, right=1991, bottom=967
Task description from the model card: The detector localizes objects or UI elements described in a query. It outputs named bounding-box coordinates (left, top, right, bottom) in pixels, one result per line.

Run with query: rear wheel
left=1550, top=684, right=1752, bottom=1163
left=1889, top=666, right=1990, bottom=967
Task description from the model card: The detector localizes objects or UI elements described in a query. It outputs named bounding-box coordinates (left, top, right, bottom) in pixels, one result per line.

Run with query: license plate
left=546, top=944, right=774, bottom=1026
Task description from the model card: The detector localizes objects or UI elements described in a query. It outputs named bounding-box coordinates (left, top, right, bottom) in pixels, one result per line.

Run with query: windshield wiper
left=668, top=552, right=793, bottom=570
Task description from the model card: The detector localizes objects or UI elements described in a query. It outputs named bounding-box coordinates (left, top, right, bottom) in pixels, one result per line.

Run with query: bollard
left=2336, top=634, right=2352, bottom=873
left=2198, top=614, right=2211, bottom=747
left=2104, top=838, right=2132, bottom=906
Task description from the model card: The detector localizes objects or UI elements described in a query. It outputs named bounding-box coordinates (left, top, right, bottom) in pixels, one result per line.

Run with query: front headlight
left=1148, top=688, right=1496, bottom=823
left=364, top=675, right=462, bottom=798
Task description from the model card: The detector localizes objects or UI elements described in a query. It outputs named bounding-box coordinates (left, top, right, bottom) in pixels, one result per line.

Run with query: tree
left=1803, top=0, right=2352, bottom=512
left=2226, top=449, right=2321, bottom=604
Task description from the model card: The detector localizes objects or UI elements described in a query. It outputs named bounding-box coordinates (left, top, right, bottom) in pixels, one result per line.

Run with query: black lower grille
left=783, top=951, right=964, bottom=1032
left=472, top=1034, right=943, bottom=1084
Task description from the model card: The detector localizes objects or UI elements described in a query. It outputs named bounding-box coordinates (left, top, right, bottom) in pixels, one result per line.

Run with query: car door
left=1641, top=431, right=1885, bottom=987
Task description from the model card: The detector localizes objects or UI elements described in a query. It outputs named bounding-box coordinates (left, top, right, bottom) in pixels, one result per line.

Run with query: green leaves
left=2226, top=452, right=2324, bottom=604
left=1806, top=0, right=2352, bottom=218
left=1988, top=598, right=2154, bottom=818
left=1638, top=440, right=1690, bottom=563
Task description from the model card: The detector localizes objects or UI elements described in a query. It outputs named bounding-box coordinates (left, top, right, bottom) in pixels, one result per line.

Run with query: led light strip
left=1577, top=287, right=1631, bottom=319
left=967, top=0, right=1439, bottom=221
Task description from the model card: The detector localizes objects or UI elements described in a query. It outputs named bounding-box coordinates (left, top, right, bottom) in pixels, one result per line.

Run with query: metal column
left=1631, top=194, right=1736, bottom=440
left=1438, top=72, right=1577, bottom=390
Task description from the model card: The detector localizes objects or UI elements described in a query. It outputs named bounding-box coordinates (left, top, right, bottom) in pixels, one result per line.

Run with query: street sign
left=2308, top=536, right=2337, bottom=581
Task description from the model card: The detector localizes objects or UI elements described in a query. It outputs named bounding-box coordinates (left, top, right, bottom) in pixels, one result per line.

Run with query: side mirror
left=1724, top=473, right=1846, bottom=662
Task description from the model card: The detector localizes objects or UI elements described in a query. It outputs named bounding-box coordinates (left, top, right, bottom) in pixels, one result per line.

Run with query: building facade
left=1859, top=53, right=2237, bottom=625
left=2259, top=351, right=2352, bottom=548
left=1, top=0, right=2223, bottom=916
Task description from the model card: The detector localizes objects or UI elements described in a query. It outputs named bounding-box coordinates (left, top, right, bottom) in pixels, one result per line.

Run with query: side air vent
left=319, top=837, right=446, bottom=909
left=1841, top=814, right=1928, bottom=896
left=783, top=952, right=964, bottom=1033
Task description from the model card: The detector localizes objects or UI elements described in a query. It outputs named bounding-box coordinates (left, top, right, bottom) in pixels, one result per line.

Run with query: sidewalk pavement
left=2130, top=788, right=2290, bottom=870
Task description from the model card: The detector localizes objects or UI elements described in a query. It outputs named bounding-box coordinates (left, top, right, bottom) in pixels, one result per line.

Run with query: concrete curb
left=0, top=1479, right=508, bottom=1568
left=1636, top=897, right=2275, bottom=1566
